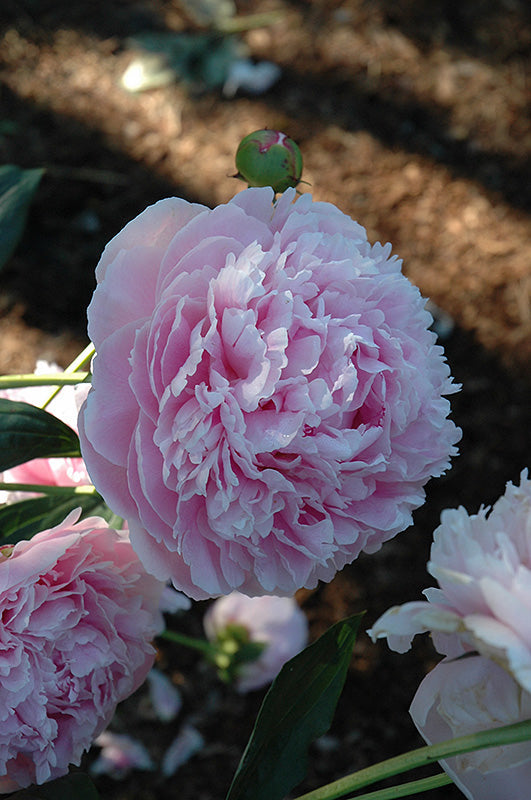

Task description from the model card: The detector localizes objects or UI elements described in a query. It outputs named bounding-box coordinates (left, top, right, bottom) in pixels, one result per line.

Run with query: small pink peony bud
left=235, top=129, right=303, bottom=193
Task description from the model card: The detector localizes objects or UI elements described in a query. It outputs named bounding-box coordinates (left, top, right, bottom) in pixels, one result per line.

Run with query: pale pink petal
left=95, top=197, right=206, bottom=282
left=370, top=471, right=531, bottom=692
left=410, top=656, right=531, bottom=800
left=161, top=725, right=204, bottom=777
left=146, top=668, right=182, bottom=722
left=91, top=731, right=154, bottom=778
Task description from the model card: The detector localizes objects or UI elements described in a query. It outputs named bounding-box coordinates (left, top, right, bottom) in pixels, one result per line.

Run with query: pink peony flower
left=79, top=187, right=460, bottom=599
left=409, top=656, right=531, bottom=800
left=0, top=360, right=91, bottom=503
left=0, top=511, right=164, bottom=792
left=204, top=592, right=308, bottom=691
left=368, top=471, right=531, bottom=693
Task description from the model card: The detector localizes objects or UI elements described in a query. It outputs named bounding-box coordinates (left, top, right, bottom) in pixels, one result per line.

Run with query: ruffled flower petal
left=80, top=187, right=460, bottom=598
left=0, top=514, right=164, bottom=790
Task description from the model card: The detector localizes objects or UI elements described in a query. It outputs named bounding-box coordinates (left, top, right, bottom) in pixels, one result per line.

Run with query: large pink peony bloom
left=203, top=592, right=308, bottom=691
left=410, top=656, right=531, bottom=800
left=0, top=361, right=91, bottom=503
left=79, top=187, right=460, bottom=599
left=368, top=471, right=531, bottom=693
left=369, top=472, right=531, bottom=798
left=0, top=511, right=164, bottom=792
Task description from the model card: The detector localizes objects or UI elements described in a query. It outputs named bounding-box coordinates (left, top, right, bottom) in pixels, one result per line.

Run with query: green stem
left=0, top=482, right=97, bottom=496
left=293, top=718, right=531, bottom=800
left=341, top=772, right=451, bottom=800
left=0, top=373, right=90, bottom=389
left=159, top=628, right=218, bottom=658
left=64, top=342, right=95, bottom=373
left=41, top=342, right=95, bottom=409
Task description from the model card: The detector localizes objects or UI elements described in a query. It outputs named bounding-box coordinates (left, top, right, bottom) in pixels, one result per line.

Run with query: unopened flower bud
left=235, top=129, right=303, bottom=193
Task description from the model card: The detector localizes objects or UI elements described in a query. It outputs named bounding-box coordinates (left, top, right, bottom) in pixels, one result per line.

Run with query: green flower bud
left=235, top=129, right=303, bottom=193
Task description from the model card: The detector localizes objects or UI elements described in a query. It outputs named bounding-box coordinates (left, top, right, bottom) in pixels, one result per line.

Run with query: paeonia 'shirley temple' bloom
left=0, top=512, right=164, bottom=792
left=369, top=471, right=531, bottom=799
left=203, top=592, right=308, bottom=691
left=369, top=470, right=531, bottom=693
left=79, top=187, right=460, bottom=599
left=0, top=361, right=91, bottom=504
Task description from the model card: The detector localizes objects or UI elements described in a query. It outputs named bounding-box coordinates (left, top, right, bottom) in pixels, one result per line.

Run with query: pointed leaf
left=13, top=772, right=100, bottom=800
left=0, top=398, right=81, bottom=470
left=226, top=613, right=363, bottom=800
left=0, top=492, right=115, bottom=545
left=0, top=164, right=43, bottom=271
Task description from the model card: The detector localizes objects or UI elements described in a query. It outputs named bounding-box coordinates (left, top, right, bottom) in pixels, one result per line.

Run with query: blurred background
left=0, top=1, right=530, bottom=798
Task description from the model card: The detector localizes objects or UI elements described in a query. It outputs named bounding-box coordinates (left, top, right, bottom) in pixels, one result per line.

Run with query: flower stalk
left=159, top=628, right=219, bottom=658
left=292, top=718, right=531, bottom=800
left=340, top=771, right=452, bottom=800
left=0, top=372, right=90, bottom=389
left=41, top=342, right=95, bottom=409
left=0, top=482, right=97, bottom=496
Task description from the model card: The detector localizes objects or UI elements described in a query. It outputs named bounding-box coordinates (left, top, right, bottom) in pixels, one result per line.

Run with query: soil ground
left=0, top=1, right=530, bottom=799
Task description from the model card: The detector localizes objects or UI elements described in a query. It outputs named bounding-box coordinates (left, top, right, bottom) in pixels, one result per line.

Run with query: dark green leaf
left=0, top=492, right=115, bottom=545
left=11, top=772, right=100, bottom=800
left=0, top=398, right=81, bottom=471
left=225, top=613, right=364, bottom=800
left=0, top=164, right=43, bottom=271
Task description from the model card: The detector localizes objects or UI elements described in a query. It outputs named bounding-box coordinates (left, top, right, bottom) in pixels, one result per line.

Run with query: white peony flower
left=369, top=470, right=531, bottom=692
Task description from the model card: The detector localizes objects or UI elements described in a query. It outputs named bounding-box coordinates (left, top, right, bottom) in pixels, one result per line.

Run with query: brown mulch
left=0, top=1, right=530, bottom=798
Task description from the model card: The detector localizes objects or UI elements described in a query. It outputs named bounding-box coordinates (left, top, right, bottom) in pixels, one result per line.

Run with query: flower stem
left=0, top=482, right=97, bottom=496
left=159, top=628, right=217, bottom=657
left=65, top=342, right=95, bottom=373
left=340, top=772, right=451, bottom=800
left=0, top=373, right=90, bottom=389
left=292, top=718, right=531, bottom=800
left=41, top=342, right=95, bottom=409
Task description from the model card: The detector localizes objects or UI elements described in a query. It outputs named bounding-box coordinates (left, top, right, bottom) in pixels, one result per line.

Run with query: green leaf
left=12, top=772, right=100, bottom=800
left=0, top=164, right=43, bottom=271
left=0, top=493, right=115, bottom=545
left=225, top=613, right=364, bottom=800
left=0, top=398, right=81, bottom=471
